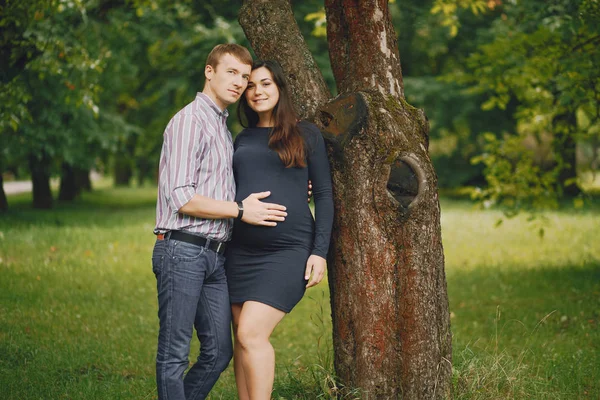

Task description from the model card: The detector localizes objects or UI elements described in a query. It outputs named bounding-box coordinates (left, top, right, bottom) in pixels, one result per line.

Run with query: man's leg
left=154, top=239, right=209, bottom=400
left=184, top=251, right=233, bottom=400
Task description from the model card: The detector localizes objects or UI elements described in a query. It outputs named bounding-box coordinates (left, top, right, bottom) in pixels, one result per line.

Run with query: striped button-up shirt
left=154, top=93, right=235, bottom=241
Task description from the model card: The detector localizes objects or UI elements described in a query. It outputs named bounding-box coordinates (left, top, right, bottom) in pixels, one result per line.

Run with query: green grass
left=0, top=187, right=598, bottom=399
left=441, top=198, right=600, bottom=399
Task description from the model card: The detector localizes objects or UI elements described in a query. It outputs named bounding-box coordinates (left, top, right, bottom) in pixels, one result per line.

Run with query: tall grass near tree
left=0, top=187, right=598, bottom=399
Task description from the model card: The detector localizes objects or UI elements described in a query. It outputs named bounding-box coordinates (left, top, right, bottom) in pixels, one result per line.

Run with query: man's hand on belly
left=241, top=191, right=288, bottom=227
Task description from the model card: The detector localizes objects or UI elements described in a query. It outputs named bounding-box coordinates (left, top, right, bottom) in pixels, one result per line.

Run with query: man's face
left=204, top=53, right=251, bottom=110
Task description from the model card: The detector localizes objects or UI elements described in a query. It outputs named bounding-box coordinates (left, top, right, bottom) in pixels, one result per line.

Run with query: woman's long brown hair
left=237, top=60, right=306, bottom=168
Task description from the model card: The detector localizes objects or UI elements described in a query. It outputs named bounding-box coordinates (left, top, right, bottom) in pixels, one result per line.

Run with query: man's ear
left=205, top=64, right=214, bottom=81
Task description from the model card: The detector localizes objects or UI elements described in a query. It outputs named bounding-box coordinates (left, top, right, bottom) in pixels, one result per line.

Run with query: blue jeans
left=152, top=235, right=233, bottom=400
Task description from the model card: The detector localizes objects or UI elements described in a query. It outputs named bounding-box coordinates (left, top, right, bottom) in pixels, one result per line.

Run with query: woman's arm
left=303, top=121, right=334, bottom=287
left=306, top=122, right=334, bottom=256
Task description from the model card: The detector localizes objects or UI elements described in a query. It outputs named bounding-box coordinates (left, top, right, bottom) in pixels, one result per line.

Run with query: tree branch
left=572, top=34, right=600, bottom=52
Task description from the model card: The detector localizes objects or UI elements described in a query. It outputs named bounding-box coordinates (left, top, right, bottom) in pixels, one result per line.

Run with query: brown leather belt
left=156, top=231, right=227, bottom=255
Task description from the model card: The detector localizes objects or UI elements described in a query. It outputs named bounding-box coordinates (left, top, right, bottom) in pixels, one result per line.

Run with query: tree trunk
left=137, top=158, right=152, bottom=187
left=29, top=153, right=53, bottom=209
left=319, top=92, right=451, bottom=399
left=0, top=174, right=8, bottom=211
left=114, top=135, right=137, bottom=186
left=76, top=168, right=92, bottom=192
left=114, top=155, right=133, bottom=186
left=58, top=163, right=89, bottom=201
left=240, top=1, right=452, bottom=398
left=59, top=163, right=78, bottom=201
left=325, top=0, right=404, bottom=98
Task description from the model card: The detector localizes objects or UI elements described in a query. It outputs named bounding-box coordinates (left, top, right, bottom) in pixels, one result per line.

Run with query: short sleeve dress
left=224, top=121, right=334, bottom=313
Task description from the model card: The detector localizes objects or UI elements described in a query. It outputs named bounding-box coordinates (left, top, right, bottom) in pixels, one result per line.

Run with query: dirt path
left=3, top=181, right=33, bottom=195
left=3, top=171, right=102, bottom=195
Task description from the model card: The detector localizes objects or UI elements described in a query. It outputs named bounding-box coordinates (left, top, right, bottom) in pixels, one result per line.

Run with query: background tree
left=3, top=0, right=596, bottom=213
left=1, top=0, right=117, bottom=207
left=0, top=0, right=249, bottom=206
left=395, top=0, right=518, bottom=188
left=97, top=0, right=252, bottom=186
left=440, top=0, right=600, bottom=212
left=240, top=0, right=452, bottom=397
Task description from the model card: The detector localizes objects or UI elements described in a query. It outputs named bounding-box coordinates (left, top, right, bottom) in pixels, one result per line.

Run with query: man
left=152, top=44, right=287, bottom=400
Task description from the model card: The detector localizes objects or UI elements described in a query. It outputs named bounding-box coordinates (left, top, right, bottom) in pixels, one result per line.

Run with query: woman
left=225, top=60, right=334, bottom=400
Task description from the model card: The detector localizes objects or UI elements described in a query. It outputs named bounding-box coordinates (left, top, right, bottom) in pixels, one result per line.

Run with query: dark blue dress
left=224, top=121, right=334, bottom=312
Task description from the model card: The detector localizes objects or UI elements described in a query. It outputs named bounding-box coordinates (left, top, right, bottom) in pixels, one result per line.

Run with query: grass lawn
left=0, top=185, right=598, bottom=399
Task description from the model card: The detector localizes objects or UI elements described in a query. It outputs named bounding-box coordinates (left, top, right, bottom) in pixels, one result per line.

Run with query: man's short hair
left=206, top=44, right=252, bottom=69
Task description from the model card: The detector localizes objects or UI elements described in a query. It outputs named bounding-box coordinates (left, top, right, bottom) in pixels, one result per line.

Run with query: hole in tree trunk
left=319, top=110, right=334, bottom=128
left=387, top=158, right=418, bottom=209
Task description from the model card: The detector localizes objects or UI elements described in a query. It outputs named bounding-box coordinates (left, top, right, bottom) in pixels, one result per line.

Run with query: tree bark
left=326, top=0, right=404, bottom=98
left=240, top=1, right=452, bottom=398
left=323, top=3, right=451, bottom=398
left=318, top=92, right=451, bottom=399
left=0, top=174, right=8, bottom=211
left=29, top=153, right=53, bottom=209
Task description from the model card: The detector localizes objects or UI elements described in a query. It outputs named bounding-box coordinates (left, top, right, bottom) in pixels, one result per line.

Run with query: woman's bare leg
left=231, top=303, right=250, bottom=400
left=236, top=301, right=286, bottom=400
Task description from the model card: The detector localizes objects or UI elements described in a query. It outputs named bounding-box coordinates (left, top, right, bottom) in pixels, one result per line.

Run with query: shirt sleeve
left=164, top=114, right=208, bottom=213
left=303, top=121, right=334, bottom=259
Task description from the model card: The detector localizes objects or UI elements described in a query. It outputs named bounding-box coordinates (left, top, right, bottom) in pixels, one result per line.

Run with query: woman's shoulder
left=297, top=120, right=323, bottom=147
left=233, top=128, right=251, bottom=146
left=297, top=120, right=321, bottom=136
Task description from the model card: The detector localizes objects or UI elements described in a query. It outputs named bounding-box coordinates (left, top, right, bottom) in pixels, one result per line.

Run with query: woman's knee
left=235, top=324, right=267, bottom=351
left=231, top=304, right=242, bottom=333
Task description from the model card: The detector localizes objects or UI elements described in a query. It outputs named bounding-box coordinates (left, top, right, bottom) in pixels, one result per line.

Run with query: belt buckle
left=216, top=242, right=223, bottom=253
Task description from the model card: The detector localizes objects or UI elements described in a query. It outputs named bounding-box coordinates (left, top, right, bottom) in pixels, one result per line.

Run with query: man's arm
left=179, top=191, right=287, bottom=227
left=178, top=195, right=238, bottom=219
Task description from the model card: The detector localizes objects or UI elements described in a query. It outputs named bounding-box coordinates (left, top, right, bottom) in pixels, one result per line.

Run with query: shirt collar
left=197, top=92, right=229, bottom=119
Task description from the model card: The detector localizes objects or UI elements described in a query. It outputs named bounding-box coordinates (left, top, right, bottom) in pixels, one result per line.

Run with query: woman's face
left=245, top=67, right=280, bottom=118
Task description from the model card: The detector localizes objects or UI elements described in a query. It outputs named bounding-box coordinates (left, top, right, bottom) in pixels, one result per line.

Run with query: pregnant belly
left=231, top=210, right=314, bottom=249
left=233, top=181, right=313, bottom=248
